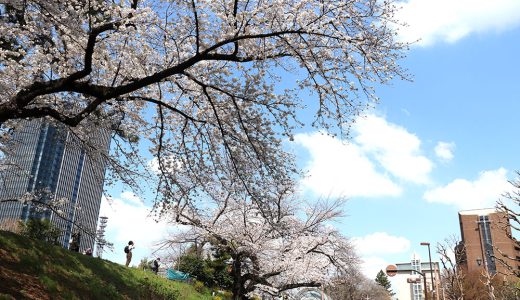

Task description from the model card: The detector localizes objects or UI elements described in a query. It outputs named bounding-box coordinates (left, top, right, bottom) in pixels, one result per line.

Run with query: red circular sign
left=386, top=264, right=398, bottom=277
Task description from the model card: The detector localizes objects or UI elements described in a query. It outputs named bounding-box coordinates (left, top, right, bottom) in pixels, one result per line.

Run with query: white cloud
left=423, top=168, right=511, bottom=209
left=147, top=157, right=160, bottom=174
left=360, top=256, right=389, bottom=279
left=294, top=114, right=433, bottom=197
left=353, top=232, right=411, bottom=278
left=294, top=132, right=402, bottom=198
left=147, top=156, right=182, bottom=174
left=354, top=115, right=433, bottom=184
left=99, top=192, right=172, bottom=264
left=352, top=232, right=411, bottom=256
left=119, top=191, right=143, bottom=205
left=434, top=142, right=455, bottom=162
left=395, top=0, right=520, bottom=46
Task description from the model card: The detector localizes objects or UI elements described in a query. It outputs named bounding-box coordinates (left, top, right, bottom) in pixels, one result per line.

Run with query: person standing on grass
left=151, top=258, right=160, bottom=275
left=124, top=241, right=135, bottom=267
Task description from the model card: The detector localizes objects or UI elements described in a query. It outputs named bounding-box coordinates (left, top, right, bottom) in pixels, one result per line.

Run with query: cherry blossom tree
left=0, top=0, right=407, bottom=216
left=162, top=186, right=358, bottom=299
left=327, top=270, right=391, bottom=300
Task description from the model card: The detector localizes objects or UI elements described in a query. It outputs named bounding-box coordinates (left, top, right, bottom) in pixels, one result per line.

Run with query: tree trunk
left=231, top=255, right=246, bottom=300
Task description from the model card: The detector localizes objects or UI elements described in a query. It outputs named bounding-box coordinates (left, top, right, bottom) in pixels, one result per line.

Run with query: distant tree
left=496, top=171, right=520, bottom=277
left=20, top=218, right=62, bottom=245
left=436, top=237, right=516, bottom=300
left=206, top=245, right=234, bottom=290
left=375, top=269, right=394, bottom=296
left=494, top=280, right=520, bottom=300
left=177, top=248, right=212, bottom=285
left=176, top=244, right=233, bottom=290
left=457, top=270, right=518, bottom=300
left=437, top=237, right=466, bottom=300
left=328, top=270, right=391, bottom=300
left=138, top=257, right=152, bottom=271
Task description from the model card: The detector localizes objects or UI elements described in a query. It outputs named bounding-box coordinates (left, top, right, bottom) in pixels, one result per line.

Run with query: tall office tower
left=458, top=208, right=520, bottom=279
left=0, top=119, right=110, bottom=252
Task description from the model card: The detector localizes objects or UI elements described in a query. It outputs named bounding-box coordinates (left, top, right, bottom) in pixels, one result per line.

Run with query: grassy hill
left=0, top=230, right=215, bottom=300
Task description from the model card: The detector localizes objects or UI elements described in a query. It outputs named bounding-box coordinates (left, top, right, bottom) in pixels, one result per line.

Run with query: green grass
left=0, top=230, right=215, bottom=300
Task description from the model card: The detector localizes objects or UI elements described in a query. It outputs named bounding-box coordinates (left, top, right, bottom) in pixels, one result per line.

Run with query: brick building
left=458, top=208, right=520, bottom=279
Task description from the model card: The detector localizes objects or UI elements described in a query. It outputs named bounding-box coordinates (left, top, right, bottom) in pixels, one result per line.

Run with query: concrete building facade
left=0, top=119, right=110, bottom=251
left=458, top=208, right=520, bottom=279
left=392, top=253, right=441, bottom=300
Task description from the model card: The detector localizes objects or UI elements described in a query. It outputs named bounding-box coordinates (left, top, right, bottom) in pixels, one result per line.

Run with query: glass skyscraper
left=0, top=119, right=110, bottom=251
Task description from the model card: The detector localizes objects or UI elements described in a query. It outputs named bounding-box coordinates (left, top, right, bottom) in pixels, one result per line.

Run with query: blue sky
left=98, top=0, right=520, bottom=279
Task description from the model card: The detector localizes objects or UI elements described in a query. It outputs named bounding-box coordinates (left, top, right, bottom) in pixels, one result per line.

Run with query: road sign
left=385, top=264, right=398, bottom=277
left=407, top=277, right=422, bottom=283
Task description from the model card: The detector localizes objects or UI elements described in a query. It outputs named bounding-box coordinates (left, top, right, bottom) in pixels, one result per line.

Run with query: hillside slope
left=0, top=230, right=212, bottom=300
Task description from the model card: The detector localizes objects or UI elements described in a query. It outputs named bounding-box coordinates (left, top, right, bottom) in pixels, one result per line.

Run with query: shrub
left=20, top=218, right=62, bottom=244
left=220, top=291, right=233, bottom=299
left=137, top=257, right=153, bottom=271
left=193, top=281, right=206, bottom=293
left=177, top=247, right=233, bottom=289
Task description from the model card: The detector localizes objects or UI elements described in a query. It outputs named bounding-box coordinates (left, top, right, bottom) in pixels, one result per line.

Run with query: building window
left=411, top=258, right=424, bottom=300
left=479, top=215, right=497, bottom=275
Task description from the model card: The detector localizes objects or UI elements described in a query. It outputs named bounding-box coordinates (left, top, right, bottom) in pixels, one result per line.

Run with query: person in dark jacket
left=151, top=258, right=160, bottom=275
left=69, top=233, right=80, bottom=252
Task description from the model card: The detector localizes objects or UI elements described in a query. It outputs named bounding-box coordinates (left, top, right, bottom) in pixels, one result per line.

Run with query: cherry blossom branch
left=123, top=96, right=206, bottom=124
left=0, top=27, right=334, bottom=126
left=0, top=198, right=96, bottom=239
left=191, top=0, right=200, bottom=54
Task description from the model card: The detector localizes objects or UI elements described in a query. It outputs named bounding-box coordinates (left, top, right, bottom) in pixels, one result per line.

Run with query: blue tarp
left=166, top=269, right=190, bottom=281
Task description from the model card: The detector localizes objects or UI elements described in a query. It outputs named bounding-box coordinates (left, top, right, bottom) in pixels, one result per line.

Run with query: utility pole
left=421, top=242, right=435, bottom=299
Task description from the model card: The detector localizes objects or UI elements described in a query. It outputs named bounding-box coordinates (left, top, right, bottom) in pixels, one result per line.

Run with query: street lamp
left=421, top=242, right=435, bottom=299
